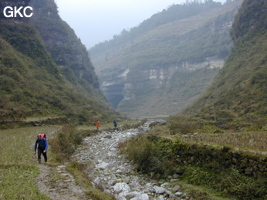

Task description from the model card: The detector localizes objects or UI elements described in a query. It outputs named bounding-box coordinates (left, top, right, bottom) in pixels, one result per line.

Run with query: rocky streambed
left=71, top=122, right=191, bottom=200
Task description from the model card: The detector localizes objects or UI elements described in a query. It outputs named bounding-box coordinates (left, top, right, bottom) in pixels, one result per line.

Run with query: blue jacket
left=34, top=138, right=48, bottom=151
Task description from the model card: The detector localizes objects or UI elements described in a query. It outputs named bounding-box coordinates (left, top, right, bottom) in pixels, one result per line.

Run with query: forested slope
left=0, top=0, right=120, bottom=125
left=183, top=0, right=267, bottom=125
left=90, top=0, right=242, bottom=118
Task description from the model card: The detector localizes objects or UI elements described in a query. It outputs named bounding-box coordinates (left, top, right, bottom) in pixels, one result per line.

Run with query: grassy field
left=0, top=126, right=60, bottom=199
left=182, top=131, right=267, bottom=154
left=0, top=120, right=139, bottom=199
left=23, top=116, right=64, bottom=122
left=118, top=122, right=267, bottom=199
left=151, top=121, right=267, bottom=153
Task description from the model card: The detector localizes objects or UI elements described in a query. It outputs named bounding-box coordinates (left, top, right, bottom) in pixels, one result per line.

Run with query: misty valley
left=0, top=0, right=267, bottom=199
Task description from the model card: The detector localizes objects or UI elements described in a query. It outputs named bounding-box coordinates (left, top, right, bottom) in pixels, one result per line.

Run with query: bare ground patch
left=36, top=163, right=89, bottom=200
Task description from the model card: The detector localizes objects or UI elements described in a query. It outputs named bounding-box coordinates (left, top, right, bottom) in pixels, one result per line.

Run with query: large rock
left=153, top=186, right=166, bottom=194
left=113, top=182, right=131, bottom=194
left=96, top=161, right=109, bottom=169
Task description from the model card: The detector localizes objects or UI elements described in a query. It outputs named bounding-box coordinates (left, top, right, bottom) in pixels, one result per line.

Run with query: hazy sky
left=55, top=0, right=226, bottom=49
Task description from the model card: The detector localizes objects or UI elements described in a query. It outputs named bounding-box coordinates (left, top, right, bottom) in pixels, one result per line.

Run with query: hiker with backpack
left=95, top=120, right=100, bottom=130
left=113, top=120, right=118, bottom=128
left=34, top=134, right=48, bottom=164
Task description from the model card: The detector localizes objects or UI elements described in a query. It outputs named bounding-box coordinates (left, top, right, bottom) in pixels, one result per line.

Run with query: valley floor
left=71, top=121, right=190, bottom=200
left=2, top=121, right=265, bottom=199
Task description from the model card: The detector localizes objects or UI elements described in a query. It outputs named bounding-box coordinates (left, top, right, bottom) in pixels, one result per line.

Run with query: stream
left=71, top=121, right=190, bottom=200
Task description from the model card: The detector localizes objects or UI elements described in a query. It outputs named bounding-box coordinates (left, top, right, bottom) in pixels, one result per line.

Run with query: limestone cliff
left=90, top=0, right=242, bottom=118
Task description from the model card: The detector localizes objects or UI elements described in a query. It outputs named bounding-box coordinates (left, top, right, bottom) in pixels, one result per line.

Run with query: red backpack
left=40, top=133, right=46, bottom=139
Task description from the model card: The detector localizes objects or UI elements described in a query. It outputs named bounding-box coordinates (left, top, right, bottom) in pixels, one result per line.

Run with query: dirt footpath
left=36, top=163, right=88, bottom=200
left=35, top=127, right=89, bottom=200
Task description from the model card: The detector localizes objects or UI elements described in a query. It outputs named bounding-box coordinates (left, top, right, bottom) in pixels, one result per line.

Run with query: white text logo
left=3, top=6, right=33, bottom=18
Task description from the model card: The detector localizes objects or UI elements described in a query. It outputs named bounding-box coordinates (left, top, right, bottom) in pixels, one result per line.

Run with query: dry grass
left=154, top=117, right=267, bottom=154
left=0, top=126, right=60, bottom=199
left=183, top=131, right=267, bottom=153
left=0, top=125, right=115, bottom=199
left=24, top=115, right=64, bottom=122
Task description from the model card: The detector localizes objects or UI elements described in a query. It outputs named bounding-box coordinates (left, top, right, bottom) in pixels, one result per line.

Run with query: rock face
left=71, top=122, right=190, bottom=200
left=90, top=1, right=243, bottom=118
left=102, top=60, right=223, bottom=118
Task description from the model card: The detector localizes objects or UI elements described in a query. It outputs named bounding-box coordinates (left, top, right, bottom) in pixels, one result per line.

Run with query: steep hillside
left=183, top=0, right=267, bottom=125
left=0, top=0, right=120, bottom=124
left=90, top=0, right=242, bottom=118
left=29, top=0, right=102, bottom=99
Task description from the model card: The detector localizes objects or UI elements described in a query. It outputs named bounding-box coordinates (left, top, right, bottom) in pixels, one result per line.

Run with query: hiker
left=113, top=120, right=118, bottom=128
left=34, top=134, right=48, bottom=164
left=95, top=120, right=100, bottom=130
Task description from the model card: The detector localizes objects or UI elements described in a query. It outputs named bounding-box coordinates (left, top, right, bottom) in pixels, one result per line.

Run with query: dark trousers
left=38, top=146, right=47, bottom=162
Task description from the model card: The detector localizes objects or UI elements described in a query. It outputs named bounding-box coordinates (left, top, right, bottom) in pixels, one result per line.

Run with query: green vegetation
left=30, top=0, right=100, bottom=89
left=49, top=126, right=83, bottom=162
left=90, top=1, right=237, bottom=71
left=118, top=67, right=220, bottom=118
left=1, top=0, right=267, bottom=199
left=50, top=120, right=144, bottom=163
left=67, top=162, right=116, bottom=200
left=91, top=1, right=224, bottom=59
left=0, top=0, right=124, bottom=195
left=0, top=124, right=116, bottom=199
left=0, top=0, right=121, bottom=124
left=230, top=0, right=267, bottom=41
left=0, top=35, right=114, bottom=122
left=167, top=116, right=267, bottom=149
left=90, top=0, right=242, bottom=118
left=48, top=125, right=116, bottom=199
left=49, top=121, right=142, bottom=199
left=182, top=0, right=267, bottom=125
left=0, top=126, right=58, bottom=199
left=118, top=1, right=267, bottom=198
left=119, top=124, right=267, bottom=199
left=113, top=0, right=221, bottom=44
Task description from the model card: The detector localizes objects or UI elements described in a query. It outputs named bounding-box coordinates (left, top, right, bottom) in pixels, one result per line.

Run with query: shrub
left=120, top=134, right=178, bottom=178
left=168, top=115, right=201, bottom=134
left=120, top=133, right=267, bottom=199
left=50, top=125, right=82, bottom=162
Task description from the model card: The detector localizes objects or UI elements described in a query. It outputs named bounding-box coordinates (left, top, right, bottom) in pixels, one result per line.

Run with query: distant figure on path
left=95, top=120, right=100, bottom=130
left=34, top=134, right=48, bottom=164
left=113, top=120, right=118, bottom=128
